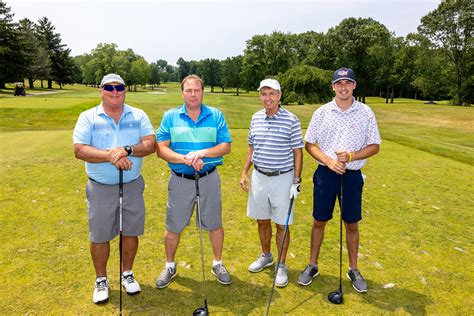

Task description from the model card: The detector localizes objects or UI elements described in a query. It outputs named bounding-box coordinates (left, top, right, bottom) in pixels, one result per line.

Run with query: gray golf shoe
left=156, top=266, right=177, bottom=289
left=211, top=263, right=232, bottom=285
left=248, top=253, right=274, bottom=273
left=347, top=268, right=368, bottom=293
left=297, top=264, right=320, bottom=286
left=275, top=263, right=289, bottom=288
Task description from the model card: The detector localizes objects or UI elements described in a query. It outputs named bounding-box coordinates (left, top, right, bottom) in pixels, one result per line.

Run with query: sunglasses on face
left=102, top=84, right=126, bottom=92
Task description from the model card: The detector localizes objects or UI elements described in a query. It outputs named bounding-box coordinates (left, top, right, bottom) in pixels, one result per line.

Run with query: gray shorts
left=247, top=169, right=295, bottom=225
left=166, top=170, right=222, bottom=233
left=86, top=176, right=145, bottom=243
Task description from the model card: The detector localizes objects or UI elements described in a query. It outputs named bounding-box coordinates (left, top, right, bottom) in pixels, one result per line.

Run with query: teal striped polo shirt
left=157, top=104, right=232, bottom=174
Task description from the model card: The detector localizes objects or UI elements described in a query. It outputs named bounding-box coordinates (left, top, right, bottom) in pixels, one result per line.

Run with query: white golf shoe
left=92, top=277, right=109, bottom=304
left=121, top=270, right=141, bottom=295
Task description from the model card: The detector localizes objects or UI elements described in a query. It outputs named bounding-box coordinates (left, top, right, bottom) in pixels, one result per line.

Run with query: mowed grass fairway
left=0, top=84, right=473, bottom=315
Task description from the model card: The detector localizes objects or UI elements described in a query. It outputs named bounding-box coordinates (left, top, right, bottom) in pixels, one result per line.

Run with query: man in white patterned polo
left=297, top=68, right=381, bottom=293
left=240, top=78, right=303, bottom=287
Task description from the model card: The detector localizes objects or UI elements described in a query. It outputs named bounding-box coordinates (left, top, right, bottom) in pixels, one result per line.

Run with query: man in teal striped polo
left=155, top=74, right=233, bottom=288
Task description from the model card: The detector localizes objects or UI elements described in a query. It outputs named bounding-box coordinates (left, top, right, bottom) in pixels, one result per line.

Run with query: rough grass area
left=0, top=85, right=473, bottom=314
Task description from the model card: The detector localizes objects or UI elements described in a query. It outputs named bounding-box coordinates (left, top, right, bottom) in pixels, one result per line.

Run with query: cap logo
left=338, top=69, right=348, bottom=76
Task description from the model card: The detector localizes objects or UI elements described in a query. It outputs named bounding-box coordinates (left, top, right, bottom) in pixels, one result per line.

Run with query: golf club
left=119, top=169, right=124, bottom=314
left=328, top=174, right=344, bottom=304
left=192, top=173, right=209, bottom=316
left=265, top=196, right=295, bottom=316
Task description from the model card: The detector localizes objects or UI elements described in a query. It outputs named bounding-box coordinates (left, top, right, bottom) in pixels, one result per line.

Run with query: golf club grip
left=194, top=173, right=200, bottom=196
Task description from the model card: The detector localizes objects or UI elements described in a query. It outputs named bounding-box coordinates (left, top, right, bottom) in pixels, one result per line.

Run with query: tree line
left=1, top=0, right=472, bottom=105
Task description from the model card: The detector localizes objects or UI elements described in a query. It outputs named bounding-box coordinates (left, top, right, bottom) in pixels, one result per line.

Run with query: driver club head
left=328, top=290, right=343, bottom=304
left=192, top=304, right=209, bottom=316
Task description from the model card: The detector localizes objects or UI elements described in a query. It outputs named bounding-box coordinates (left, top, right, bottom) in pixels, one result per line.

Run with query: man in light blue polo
left=73, top=73, right=155, bottom=304
left=155, top=74, right=232, bottom=288
left=240, top=78, right=303, bottom=287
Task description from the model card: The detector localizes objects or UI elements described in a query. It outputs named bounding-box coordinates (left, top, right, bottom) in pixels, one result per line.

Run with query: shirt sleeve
left=304, top=110, right=320, bottom=144
left=290, top=115, right=304, bottom=149
left=247, top=116, right=254, bottom=146
left=366, top=112, right=382, bottom=145
left=73, top=112, right=92, bottom=145
left=157, top=111, right=171, bottom=142
left=139, top=110, right=155, bottom=137
left=216, top=111, right=232, bottom=144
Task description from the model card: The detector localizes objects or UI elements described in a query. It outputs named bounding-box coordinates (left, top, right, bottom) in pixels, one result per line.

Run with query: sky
left=7, top=0, right=440, bottom=66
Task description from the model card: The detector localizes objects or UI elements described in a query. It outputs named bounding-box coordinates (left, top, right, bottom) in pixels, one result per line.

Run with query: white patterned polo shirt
left=304, top=98, right=381, bottom=170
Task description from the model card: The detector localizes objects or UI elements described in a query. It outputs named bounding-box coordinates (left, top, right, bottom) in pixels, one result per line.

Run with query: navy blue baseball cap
left=332, top=68, right=356, bottom=83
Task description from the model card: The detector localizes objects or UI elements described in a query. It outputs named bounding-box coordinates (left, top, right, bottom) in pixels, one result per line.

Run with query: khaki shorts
left=166, top=170, right=222, bottom=233
left=247, top=169, right=294, bottom=225
left=86, top=176, right=145, bottom=243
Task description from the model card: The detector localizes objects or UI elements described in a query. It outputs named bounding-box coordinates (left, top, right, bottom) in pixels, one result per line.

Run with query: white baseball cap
left=257, top=78, right=281, bottom=91
left=100, top=73, right=125, bottom=86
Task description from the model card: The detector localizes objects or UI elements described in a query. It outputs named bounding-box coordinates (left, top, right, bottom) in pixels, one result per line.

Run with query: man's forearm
left=74, top=144, right=109, bottom=163
left=131, top=135, right=156, bottom=157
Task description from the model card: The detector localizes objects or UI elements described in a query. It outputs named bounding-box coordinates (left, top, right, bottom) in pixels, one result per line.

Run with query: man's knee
left=345, top=222, right=359, bottom=233
left=312, top=219, right=327, bottom=230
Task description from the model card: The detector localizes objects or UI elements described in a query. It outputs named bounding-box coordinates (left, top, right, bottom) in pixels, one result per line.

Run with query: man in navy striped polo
left=240, top=78, right=303, bottom=287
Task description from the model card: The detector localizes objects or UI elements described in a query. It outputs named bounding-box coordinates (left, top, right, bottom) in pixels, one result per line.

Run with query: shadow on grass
left=286, top=272, right=432, bottom=315
left=107, top=274, right=272, bottom=314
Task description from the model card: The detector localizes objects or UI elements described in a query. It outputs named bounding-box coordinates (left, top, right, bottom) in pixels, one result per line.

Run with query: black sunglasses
left=102, top=84, right=126, bottom=92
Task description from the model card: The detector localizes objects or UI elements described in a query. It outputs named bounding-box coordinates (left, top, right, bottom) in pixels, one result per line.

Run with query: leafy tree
left=0, top=1, right=24, bottom=88
left=278, top=65, right=333, bottom=105
left=165, top=64, right=178, bottom=82
left=241, top=34, right=267, bottom=91
left=325, top=17, right=393, bottom=103
left=177, top=57, right=190, bottom=82
left=35, top=16, right=74, bottom=89
left=418, top=0, right=473, bottom=105
left=410, top=33, right=450, bottom=101
left=17, top=18, right=50, bottom=89
left=81, top=43, right=129, bottom=85
left=149, top=62, right=161, bottom=89
left=222, top=55, right=243, bottom=95
left=199, top=58, right=221, bottom=92
left=129, top=57, right=150, bottom=91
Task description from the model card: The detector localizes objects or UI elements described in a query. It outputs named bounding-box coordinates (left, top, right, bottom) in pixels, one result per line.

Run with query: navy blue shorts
left=312, top=165, right=364, bottom=223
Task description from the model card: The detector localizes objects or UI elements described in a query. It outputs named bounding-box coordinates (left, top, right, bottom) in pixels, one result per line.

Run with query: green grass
left=0, top=85, right=473, bottom=314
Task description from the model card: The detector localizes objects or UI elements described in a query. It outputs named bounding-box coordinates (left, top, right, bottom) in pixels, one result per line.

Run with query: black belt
left=172, top=167, right=216, bottom=180
left=254, top=166, right=293, bottom=177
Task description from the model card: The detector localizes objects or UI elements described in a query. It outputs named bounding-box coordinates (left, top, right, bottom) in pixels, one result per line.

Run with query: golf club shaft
left=119, top=169, right=123, bottom=315
left=195, top=174, right=208, bottom=305
left=339, top=174, right=343, bottom=292
left=266, top=197, right=294, bottom=316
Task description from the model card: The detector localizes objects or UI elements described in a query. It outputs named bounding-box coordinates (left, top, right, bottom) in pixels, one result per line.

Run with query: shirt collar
left=266, top=106, right=283, bottom=119
left=98, top=103, right=131, bottom=117
left=330, top=98, right=358, bottom=113
left=179, top=103, right=211, bottom=122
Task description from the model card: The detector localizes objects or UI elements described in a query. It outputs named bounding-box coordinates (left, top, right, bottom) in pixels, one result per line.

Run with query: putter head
left=192, top=303, right=209, bottom=315
left=328, top=290, right=343, bottom=304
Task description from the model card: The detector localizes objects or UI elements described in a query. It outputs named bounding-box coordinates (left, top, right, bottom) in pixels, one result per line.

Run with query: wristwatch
left=293, top=177, right=302, bottom=184
left=124, top=145, right=133, bottom=156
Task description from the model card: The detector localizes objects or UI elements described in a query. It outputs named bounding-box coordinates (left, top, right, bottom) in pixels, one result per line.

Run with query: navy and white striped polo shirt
left=248, top=107, right=303, bottom=171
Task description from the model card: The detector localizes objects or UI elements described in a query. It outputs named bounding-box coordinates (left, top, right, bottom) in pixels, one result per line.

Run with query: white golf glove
left=290, top=183, right=301, bottom=199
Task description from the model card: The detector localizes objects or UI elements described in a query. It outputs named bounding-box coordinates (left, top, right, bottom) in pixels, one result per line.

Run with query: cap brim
left=332, top=77, right=356, bottom=84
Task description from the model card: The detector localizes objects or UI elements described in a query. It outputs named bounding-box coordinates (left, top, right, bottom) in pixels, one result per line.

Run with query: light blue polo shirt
left=157, top=103, right=232, bottom=175
left=73, top=103, right=154, bottom=185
